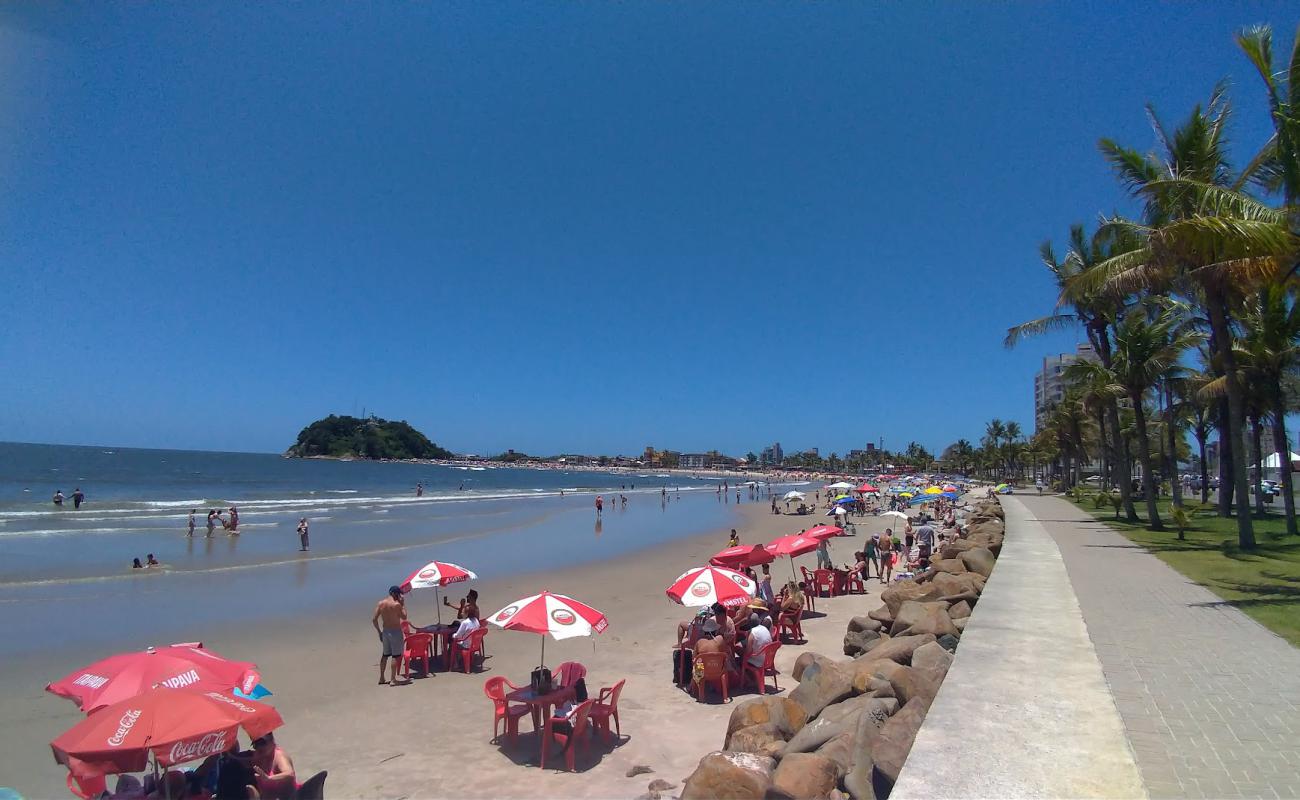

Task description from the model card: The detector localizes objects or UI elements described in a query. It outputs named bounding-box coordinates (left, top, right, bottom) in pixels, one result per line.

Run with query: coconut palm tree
left=1067, top=89, right=1298, bottom=547
left=1007, top=226, right=1140, bottom=520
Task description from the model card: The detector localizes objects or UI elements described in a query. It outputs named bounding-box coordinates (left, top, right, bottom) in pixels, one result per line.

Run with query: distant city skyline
left=1, top=4, right=1292, bottom=457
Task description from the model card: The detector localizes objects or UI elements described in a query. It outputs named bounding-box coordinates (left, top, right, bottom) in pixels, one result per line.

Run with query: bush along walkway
left=676, top=499, right=1007, bottom=800
left=1021, top=494, right=1300, bottom=800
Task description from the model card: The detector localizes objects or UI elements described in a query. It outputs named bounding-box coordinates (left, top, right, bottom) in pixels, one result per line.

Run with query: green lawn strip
left=1065, top=497, right=1300, bottom=647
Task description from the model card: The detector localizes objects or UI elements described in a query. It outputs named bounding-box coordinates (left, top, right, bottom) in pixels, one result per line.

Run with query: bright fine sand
left=4, top=497, right=892, bottom=799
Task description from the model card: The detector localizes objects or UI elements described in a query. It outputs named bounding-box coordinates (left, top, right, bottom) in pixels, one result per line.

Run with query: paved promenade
left=1019, top=495, right=1300, bottom=800
left=892, top=497, right=1144, bottom=799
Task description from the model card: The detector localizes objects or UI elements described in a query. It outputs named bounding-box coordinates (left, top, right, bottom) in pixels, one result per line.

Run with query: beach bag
left=531, top=666, right=553, bottom=694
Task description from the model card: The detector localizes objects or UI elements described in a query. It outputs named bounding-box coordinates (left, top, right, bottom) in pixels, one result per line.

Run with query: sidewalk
left=1017, top=495, right=1300, bottom=800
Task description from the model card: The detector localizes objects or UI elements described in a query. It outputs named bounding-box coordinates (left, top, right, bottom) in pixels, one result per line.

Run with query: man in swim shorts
left=372, top=585, right=408, bottom=685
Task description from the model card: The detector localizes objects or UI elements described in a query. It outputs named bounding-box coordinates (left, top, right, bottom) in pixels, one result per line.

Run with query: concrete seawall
left=890, top=496, right=1146, bottom=798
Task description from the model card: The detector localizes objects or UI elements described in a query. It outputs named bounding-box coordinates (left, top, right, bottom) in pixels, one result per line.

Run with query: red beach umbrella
left=858, top=483, right=879, bottom=493
left=708, top=544, right=775, bottom=569
left=401, top=560, right=479, bottom=623
left=804, top=524, right=846, bottom=541
left=765, top=532, right=822, bottom=580
left=666, top=566, right=757, bottom=609
left=488, top=590, right=609, bottom=667
left=51, top=688, right=283, bottom=782
left=46, top=644, right=261, bottom=715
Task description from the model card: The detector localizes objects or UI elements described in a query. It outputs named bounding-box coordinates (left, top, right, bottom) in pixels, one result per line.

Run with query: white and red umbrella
left=665, top=566, right=756, bottom=609
left=488, top=590, right=608, bottom=667
left=401, top=560, right=478, bottom=623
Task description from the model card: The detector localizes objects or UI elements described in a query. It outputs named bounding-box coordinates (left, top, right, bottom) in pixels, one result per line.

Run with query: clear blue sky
left=1, top=4, right=1295, bottom=457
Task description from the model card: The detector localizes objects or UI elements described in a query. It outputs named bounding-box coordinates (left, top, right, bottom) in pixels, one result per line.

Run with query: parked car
left=1083, top=475, right=1102, bottom=486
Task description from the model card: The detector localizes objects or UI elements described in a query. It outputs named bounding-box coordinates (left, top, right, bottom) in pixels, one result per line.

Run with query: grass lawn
left=1068, top=497, right=1300, bottom=647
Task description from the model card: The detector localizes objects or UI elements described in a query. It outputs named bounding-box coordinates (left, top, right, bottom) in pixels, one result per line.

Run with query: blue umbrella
left=233, top=683, right=272, bottom=700
left=834, top=496, right=856, bottom=505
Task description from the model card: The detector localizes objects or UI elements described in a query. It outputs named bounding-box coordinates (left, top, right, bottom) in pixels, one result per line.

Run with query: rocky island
left=285, top=414, right=453, bottom=460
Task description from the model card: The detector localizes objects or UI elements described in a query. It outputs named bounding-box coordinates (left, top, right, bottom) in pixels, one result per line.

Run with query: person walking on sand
left=72, top=487, right=85, bottom=509
left=297, top=518, right=310, bottom=551
left=372, top=585, right=408, bottom=685
left=880, top=529, right=896, bottom=583
left=187, top=509, right=196, bottom=537
left=728, top=529, right=739, bottom=548
left=595, top=495, right=604, bottom=516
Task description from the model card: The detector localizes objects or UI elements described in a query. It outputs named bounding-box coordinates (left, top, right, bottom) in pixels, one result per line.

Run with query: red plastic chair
left=742, top=641, right=782, bottom=694
left=845, top=571, right=866, bottom=594
left=483, top=676, right=531, bottom=745
left=555, top=661, right=587, bottom=688
left=691, top=651, right=730, bottom=703
left=451, top=628, right=488, bottom=673
left=813, top=569, right=837, bottom=598
left=777, top=608, right=805, bottom=643
left=550, top=699, right=595, bottom=772
left=401, top=633, right=433, bottom=677
left=588, top=678, right=625, bottom=741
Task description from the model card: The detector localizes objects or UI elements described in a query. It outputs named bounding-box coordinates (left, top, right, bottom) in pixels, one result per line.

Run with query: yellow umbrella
left=898, top=491, right=914, bottom=498
left=924, top=486, right=942, bottom=495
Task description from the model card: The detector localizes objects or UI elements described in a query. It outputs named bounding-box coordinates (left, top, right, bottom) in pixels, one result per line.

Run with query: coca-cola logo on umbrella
left=690, top=582, right=711, bottom=598
left=107, top=710, right=142, bottom=747
left=495, top=605, right=518, bottom=623
left=167, top=731, right=228, bottom=765
left=551, top=608, right=576, bottom=626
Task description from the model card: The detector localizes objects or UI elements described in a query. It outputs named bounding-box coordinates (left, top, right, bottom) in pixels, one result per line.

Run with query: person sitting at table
left=848, top=550, right=869, bottom=581
left=249, top=733, right=295, bottom=800
left=710, top=601, right=736, bottom=649
left=779, top=582, right=805, bottom=614
left=444, top=588, right=480, bottom=620
left=741, top=616, right=773, bottom=668
left=452, top=611, right=480, bottom=644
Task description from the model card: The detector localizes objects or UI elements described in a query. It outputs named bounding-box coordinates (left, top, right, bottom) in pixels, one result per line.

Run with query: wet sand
left=2, top=492, right=891, bottom=798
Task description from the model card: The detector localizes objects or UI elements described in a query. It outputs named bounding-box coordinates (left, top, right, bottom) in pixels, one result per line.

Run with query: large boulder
left=882, top=665, right=941, bottom=706
left=726, top=696, right=806, bottom=743
left=870, top=698, right=931, bottom=794
left=966, top=518, right=1005, bottom=537
left=937, top=633, right=960, bottom=653
left=789, top=660, right=854, bottom=720
left=842, top=697, right=895, bottom=800
left=889, top=601, right=959, bottom=638
left=681, top=751, right=776, bottom=800
left=782, top=696, right=870, bottom=754
left=959, top=547, right=996, bottom=577
left=881, top=580, right=945, bottom=615
left=929, top=557, right=967, bottom=575
left=848, top=615, right=882, bottom=634
left=861, top=676, right=895, bottom=699
left=844, top=628, right=884, bottom=657
left=771, top=753, right=839, bottom=800
left=953, top=616, right=968, bottom=633
left=911, top=641, right=954, bottom=676
left=814, top=733, right=855, bottom=779
left=793, top=652, right=834, bottom=683
left=855, top=633, right=936, bottom=666
left=948, top=600, right=972, bottom=619
left=938, top=539, right=978, bottom=560
left=850, top=657, right=905, bottom=693
left=867, top=604, right=894, bottom=626
left=728, top=723, right=786, bottom=758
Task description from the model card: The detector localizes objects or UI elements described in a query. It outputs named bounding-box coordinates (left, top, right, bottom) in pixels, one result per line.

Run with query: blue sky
left=1, top=4, right=1295, bottom=457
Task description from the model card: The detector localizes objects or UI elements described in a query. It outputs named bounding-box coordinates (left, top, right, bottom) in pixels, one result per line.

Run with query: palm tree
left=1007, top=226, right=1139, bottom=520
left=1069, top=90, right=1297, bottom=548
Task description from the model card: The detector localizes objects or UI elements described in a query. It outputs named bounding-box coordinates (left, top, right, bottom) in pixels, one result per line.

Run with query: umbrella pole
left=540, top=636, right=546, bottom=670
left=435, top=586, right=442, bottom=626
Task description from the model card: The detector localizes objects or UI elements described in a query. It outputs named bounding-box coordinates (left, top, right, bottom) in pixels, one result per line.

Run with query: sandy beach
left=3, top=488, right=897, bottom=798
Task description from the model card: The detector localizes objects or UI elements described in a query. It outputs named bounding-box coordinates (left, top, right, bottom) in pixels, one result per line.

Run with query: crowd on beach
left=89, top=731, right=299, bottom=800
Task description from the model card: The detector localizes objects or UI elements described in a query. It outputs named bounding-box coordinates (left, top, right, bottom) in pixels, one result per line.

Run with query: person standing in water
left=416, top=482, right=424, bottom=497
left=206, top=510, right=217, bottom=537
left=52, top=489, right=65, bottom=507
left=72, top=487, right=85, bottom=509
left=595, top=495, right=604, bottom=516
left=228, top=506, right=240, bottom=535
left=297, top=518, right=310, bottom=551
left=187, top=510, right=196, bottom=537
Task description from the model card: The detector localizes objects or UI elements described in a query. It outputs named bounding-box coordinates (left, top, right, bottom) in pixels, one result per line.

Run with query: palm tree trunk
left=1165, top=384, right=1182, bottom=508
left=1207, top=298, right=1256, bottom=548
left=1109, top=401, right=1139, bottom=521
left=1096, top=410, right=1109, bottom=491
left=1130, top=391, right=1163, bottom=530
left=1251, top=415, right=1266, bottom=518
left=1196, top=430, right=1209, bottom=505
left=1270, top=404, right=1298, bottom=536
left=1217, top=401, right=1234, bottom=516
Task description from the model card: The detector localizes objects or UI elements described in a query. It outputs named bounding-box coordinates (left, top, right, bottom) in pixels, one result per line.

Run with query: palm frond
left=1005, top=314, right=1079, bottom=348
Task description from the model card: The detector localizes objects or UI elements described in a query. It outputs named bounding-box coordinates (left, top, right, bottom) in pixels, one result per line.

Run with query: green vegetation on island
left=286, top=415, right=453, bottom=460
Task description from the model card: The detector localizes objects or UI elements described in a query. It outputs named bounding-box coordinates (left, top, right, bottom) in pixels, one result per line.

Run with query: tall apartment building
left=759, top=442, right=784, bottom=466
left=1034, top=343, right=1098, bottom=432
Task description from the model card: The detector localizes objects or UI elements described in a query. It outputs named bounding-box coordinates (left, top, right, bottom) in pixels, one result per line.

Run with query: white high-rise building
left=1034, top=344, right=1098, bottom=432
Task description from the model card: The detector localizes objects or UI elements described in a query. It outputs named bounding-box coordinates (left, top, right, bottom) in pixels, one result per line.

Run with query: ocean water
left=0, top=442, right=769, bottom=655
